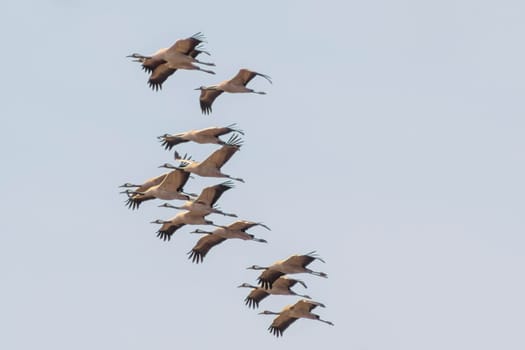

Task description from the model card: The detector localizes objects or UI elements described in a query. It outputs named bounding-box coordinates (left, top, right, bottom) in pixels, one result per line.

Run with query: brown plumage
left=158, top=180, right=237, bottom=217
left=159, top=134, right=244, bottom=182
left=259, top=299, right=334, bottom=337
left=119, top=172, right=169, bottom=210
left=123, top=169, right=192, bottom=210
left=239, top=277, right=310, bottom=309
left=195, top=68, right=272, bottom=114
left=187, top=234, right=227, bottom=263
left=151, top=211, right=220, bottom=242
left=128, top=32, right=214, bottom=91
left=247, top=251, right=327, bottom=289
left=187, top=220, right=269, bottom=263
left=158, top=124, right=244, bottom=151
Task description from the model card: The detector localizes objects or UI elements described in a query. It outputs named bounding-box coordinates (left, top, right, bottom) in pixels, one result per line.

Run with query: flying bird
left=187, top=220, right=270, bottom=263
left=195, top=68, right=272, bottom=114
left=158, top=124, right=244, bottom=151
left=158, top=180, right=237, bottom=217
left=122, top=169, right=193, bottom=210
left=159, top=134, right=244, bottom=182
left=150, top=211, right=221, bottom=242
left=119, top=172, right=170, bottom=210
left=247, top=251, right=327, bottom=289
left=259, top=299, right=334, bottom=337
left=238, top=277, right=310, bottom=309
left=128, top=32, right=215, bottom=91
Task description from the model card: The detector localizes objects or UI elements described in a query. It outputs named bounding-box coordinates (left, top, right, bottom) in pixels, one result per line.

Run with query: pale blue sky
left=1, top=1, right=524, bottom=349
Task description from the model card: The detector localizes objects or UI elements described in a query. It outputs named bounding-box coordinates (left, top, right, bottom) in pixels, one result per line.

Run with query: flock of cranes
left=121, top=32, right=333, bottom=337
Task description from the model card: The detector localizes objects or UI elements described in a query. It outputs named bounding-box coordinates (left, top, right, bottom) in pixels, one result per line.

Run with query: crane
left=259, top=299, right=334, bottom=337
left=195, top=68, right=272, bottom=114
left=238, top=276, right=310, bottom=309
left=159, top=134, right=244, bottom=182
left=128, top=32, right=215, bottom=91
left=247, top=251, right=327, bottom=289
left=187, top=221, right=270, bottom=263
left=150, top=211, right=221, bottom=242
left=158, top=180, right=237, bottom=217
left=158, top=124, right=244, bottom=151
left=122, top=169, right=193, bottom=210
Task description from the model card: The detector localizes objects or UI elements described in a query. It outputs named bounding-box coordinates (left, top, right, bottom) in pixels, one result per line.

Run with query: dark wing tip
left=268, top=326, right=283, bottom=337
left=244, top=297, right=259, bottom=309
left=156, top=230, right=172, bottom=242
left=187, top=250, right=204, bottom=264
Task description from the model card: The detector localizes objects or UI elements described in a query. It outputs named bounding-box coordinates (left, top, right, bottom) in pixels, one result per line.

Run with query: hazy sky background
left=1, top=1, right=524, bottom=349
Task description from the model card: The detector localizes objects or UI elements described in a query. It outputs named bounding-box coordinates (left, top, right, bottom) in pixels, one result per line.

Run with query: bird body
left=119, top=172, right=170, bottom=210
left=187, top=221, right=270, bottom=263
left=158, top=124, right=244, bottom=150
left=259, top=299, right=334, bottom=337
left=247, top=251, right=327, bottom=289
left=196, top=68, right=272, bottom=114
left=128, top=32, right=215, bottom=91
left=151, top=211, right=218, bottom=241
left=192, top=220, right=270, bottom=240
left=238, top=277, right=310, bottom=309
left=121, top=169, right=191, bottom=210
left=158, top=181, right=237, bottom=217
left=160, top=134, right=244, bottom=182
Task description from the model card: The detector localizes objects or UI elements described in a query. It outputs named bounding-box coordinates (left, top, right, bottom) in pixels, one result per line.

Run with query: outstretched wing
left=226, top=220, right=265, bottom=232
left=125, top=194, right=155, bottom=210
left=230, top=68, right=272, bottom=86
left=156, top=222, right=185, bottom=242
left=268, top=314, right=298, bottom=337
left=257, top=269, right=285, bottom=290
left=226, top=221, right=258, bottom=231
left=159, top=135, right=189, bottom=150
left=244, top=288, right=270, bottom=309
left=148, top=63, right=176, bottom=91
left=187, top=234, right=226, bottom=264
left=194, top=181, right=234, bottom=207
left=140, top=56, right=167, bottom=74
left=200, top=144, right=240, bottom=171
left=291, top=299, right=325, bottom=313
left=199, top=89, right=223, bottom=115
left=285, top=251, right=325, bottom=267
left=170, top=32, right=206, bottom=54
left=272, top=276, right=307, bottom=290
left=157, top=169, right=191, bottom=193
left=196, top=125, right=238, bottom=138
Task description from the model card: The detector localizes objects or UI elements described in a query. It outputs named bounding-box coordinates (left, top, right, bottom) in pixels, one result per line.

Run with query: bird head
left=158, top=163, right=178, bottom=169
left=237, top=283, right=255, bottom=289
left=246, top=265, right=266, bottom=270
left=158, top=203, right=179, bottom=209
left=119, top=183, right=137, bottom=188
left=258, top=310, right=279, bottom=316
left=150, top=219, right=169, bottom=225
left=190, top=229, right=211, bottom=234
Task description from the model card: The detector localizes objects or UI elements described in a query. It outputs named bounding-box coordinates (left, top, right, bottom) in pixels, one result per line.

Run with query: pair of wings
left=199, top=69, right=272, bottom=114
left=268, top=300, right=324, bottom=337
left=143, top=33, right=207, bottom=91
left=257, top=252, right=324, bottom=289
left=176, top=136, right=242, bottom=171
left=187, top=221, right=268, bottom=263
left=125, top=170, right=190, bottom=209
